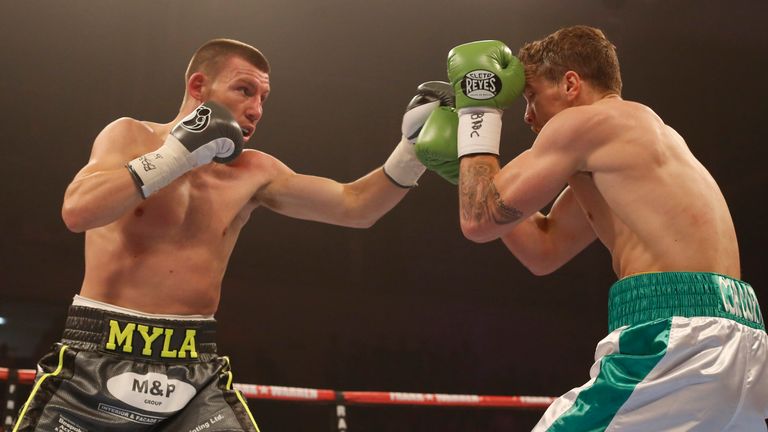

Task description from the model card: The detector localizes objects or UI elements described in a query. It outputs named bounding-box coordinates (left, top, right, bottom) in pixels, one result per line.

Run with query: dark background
left=1, top=0, right=767, bottom=430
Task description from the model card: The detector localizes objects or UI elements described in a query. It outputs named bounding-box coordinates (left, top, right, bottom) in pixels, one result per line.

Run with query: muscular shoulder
left=99, top=117, right=156, bottom=141
left=231, top=149, right=290, bottom=171
left=80, top=118, right=160, bottom=169
left=228, top=149, right=295, bottom=183
left=559, top=100, right=667, bottom=172
left=527, top=100, right=640, bottom=175
left=548, top=103, right=617, bottom=139
left=531, top=106, right=603, bottom=162
left=227, top=149, right=297, bottom=204
left=92, top=117, right=161, bottom=156
left=543, top=100, right=657, bottom=150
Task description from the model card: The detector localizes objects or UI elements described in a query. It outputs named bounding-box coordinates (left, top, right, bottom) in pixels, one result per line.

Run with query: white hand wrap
left=383, top=136, right=427, bottom=188
left=457, top=107, right=503, bottom=157
left=126, top=136, right=194, bottom=198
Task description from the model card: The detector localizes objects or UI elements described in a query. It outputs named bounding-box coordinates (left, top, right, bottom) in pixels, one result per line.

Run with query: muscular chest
left=124, top=167, right=254, bottom=239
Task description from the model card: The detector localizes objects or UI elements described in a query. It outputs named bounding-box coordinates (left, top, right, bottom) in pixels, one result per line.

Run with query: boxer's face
left=522, top=74, right=569, bottom=134
left=205, top=56, right=270, bottom=142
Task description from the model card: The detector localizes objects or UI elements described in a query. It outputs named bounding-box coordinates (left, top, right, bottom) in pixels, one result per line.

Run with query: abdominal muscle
left=78, top=169, right=252, bottom=316
left=80, top=229, right=232, bottom=316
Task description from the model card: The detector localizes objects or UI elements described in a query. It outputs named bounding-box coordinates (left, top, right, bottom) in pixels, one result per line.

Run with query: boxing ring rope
left=0, top=367, right=555, bottom=431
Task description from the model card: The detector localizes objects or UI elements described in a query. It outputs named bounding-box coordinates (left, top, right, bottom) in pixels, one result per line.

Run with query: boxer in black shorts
left=14, top=297, right=256, bottom=431
left=13, top=38, right=451, bottom=431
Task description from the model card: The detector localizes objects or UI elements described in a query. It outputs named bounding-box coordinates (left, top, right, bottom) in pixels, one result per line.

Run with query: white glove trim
left=126, top=136, right=193, bottom=198
left=401, top=101, right=440, bottom=143
left=457, top=108, right=502, bottom=157
left=383, top=136, right=427, bottom=188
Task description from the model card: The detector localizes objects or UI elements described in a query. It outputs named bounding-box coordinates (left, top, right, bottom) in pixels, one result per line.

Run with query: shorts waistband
left=61, top=304, right=217, bottom=362
left=608, top=272, right=765, bottom=332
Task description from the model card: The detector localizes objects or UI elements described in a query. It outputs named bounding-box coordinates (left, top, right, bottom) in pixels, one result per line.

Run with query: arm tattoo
left=460, top=160, right=523, bottom=226
left=490, top=182, right=523, bottom=224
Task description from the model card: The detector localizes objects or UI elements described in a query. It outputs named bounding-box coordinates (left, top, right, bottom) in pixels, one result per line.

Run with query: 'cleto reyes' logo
left=461, top=70, right=502, bottom=100
left=180, top=105, right=212, bottom=132
left=104, top=320, right=198, bottom=359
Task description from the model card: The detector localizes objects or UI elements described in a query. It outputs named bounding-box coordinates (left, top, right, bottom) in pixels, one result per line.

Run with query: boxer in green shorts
left=536, top=272, right=765, bottom=431
left=415, top=26, right=767, bottom=430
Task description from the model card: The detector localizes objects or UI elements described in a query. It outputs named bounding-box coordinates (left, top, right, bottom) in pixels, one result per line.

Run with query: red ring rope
left=1, top=367, right=555, bottom=409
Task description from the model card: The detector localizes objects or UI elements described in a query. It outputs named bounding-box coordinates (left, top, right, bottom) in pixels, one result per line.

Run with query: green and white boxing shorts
left=534, top=272, right=767, bottom=432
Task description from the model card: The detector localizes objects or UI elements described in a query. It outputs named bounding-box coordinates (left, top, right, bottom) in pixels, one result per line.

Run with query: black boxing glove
left=126, top=101, right=244, bottom=198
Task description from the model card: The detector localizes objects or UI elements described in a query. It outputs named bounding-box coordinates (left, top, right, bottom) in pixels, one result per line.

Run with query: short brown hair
left=518, top=25, right=622, bottom=94
left=185, top=38, right=270, bottom=82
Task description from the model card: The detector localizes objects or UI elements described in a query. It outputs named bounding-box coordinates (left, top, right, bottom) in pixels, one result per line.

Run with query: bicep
left=256, top=165, right=348, bottom=222
left=458, top=119, right=585, bottom=241
left=256, top=164, right=405, bottom=227
left=494, top=119, right=586, bottom=220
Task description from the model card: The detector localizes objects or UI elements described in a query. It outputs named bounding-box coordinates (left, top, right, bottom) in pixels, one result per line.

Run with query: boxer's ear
left=187, top=72, right=208, bottom=102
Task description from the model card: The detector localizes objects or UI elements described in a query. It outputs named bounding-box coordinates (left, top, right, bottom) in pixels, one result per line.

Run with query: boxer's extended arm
left=255, top=81, right=455, bottom=227
left=62, top=118, right=152, bottom=232
left=256, top=164, right=408, bottom=228
left=500, top=187, right=596, bottom=275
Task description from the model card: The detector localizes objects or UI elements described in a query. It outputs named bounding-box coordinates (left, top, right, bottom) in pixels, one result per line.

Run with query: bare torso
left=79, top=121, right=273, bottom=315
left=566, top=99, right=739, bottom=278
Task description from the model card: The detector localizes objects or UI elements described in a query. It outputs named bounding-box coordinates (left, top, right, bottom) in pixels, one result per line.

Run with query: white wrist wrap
left=457, top=108, right=503, bottom=157
left=126, top=136, right=193, bottom=198
left=383, top=136, right=427, bottom=188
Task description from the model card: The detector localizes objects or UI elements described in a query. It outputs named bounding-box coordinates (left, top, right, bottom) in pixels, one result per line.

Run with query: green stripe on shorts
left=546, top=272, right=764, bottom=431
left=546, top=318, right=672, bottom=432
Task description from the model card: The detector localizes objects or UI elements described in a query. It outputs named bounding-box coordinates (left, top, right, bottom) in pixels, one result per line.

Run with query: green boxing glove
left=414, top=106, right=459, bottom=185
left=447, top=40, right=525, bottom=157
left=383, top=81, right=454, bottom=187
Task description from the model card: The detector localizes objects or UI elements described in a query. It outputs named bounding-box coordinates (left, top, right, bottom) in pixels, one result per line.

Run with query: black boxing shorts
left=12, top=297, right=261, bottom=432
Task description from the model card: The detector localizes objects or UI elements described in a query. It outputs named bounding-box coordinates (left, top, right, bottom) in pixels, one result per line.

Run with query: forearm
left=343, top=167, right=410, bottom=227
left=260, top=167, right=409, bottom=228
left=500, top=214, right=561, bottom=275
left=62, top=169, right=143, bottom=232
left=459, top=155, right=524, bottom=242
left=501, top=187, right=598, bottom=275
